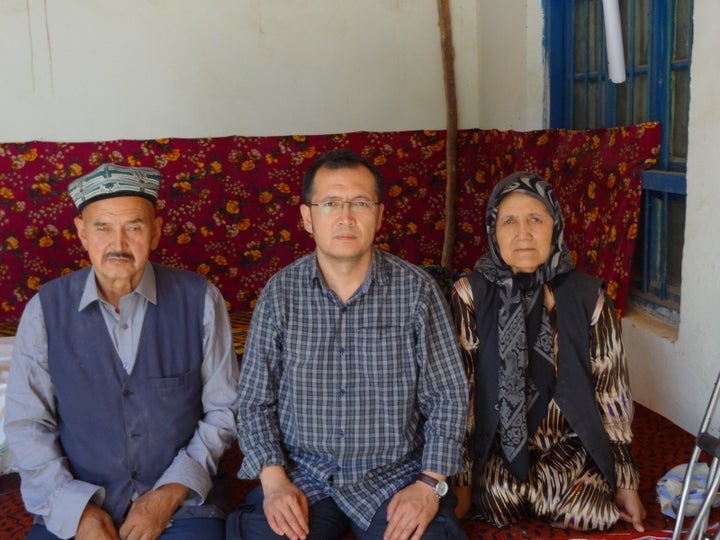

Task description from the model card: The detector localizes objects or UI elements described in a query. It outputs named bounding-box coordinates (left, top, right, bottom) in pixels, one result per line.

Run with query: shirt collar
left=368, top=247, right=391, bottom=287
left=308, top=247, right=389, bottom=296
left=78, top=262, right=157, bottom=311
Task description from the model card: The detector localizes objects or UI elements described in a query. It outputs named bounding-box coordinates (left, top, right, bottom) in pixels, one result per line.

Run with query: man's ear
left=151, top=216, right=163, bottom=250
left=74, top=215, right=88, bottom=250
left=300, top=204, right=313, bottom=235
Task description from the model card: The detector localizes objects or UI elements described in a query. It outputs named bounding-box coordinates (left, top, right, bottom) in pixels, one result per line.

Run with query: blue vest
left=39, top=263, right=206, bottom=524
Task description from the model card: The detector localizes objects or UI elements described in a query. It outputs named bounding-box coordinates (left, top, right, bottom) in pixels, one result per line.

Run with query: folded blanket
left=0, top=336, right=15, bottom=474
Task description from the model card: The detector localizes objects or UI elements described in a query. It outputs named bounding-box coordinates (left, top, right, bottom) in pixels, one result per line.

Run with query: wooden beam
left=437, top=0, right=458, bottom=271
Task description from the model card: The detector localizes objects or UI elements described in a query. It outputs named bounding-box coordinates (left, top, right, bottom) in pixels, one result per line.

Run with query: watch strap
left=417, top=473, right=446, bottom=498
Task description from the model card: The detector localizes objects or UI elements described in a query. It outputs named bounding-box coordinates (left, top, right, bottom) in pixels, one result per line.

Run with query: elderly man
left=228, top=149, right=468, bottom=540
left=5, top=164, right=239, bottom=540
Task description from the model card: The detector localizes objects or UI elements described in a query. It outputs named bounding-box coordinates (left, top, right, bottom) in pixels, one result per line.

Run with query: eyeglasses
left=306, top=199, right=380, bottom=216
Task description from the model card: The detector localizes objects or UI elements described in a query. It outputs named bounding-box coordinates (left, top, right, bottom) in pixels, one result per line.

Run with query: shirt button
left=339, top=430, right=345, bottom=437
left=494, top=403, right=500, bottom=411
left=339, top=389, right=346, bottom=397
left=120, top=323, right=129, bottom=330
left=339, top=346, right=345, bottom=354
left=340, top=307, right=347, bottom=314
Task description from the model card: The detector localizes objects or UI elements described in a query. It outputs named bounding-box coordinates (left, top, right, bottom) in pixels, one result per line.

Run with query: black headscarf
left=475, top=171, right=575, bottom=480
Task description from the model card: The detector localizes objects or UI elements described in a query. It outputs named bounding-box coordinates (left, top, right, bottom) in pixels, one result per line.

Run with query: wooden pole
left=437, top=0, right=458, bottom=271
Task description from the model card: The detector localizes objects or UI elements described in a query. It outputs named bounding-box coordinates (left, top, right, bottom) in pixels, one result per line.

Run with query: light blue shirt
left=4, top=262, right=239, bottom=539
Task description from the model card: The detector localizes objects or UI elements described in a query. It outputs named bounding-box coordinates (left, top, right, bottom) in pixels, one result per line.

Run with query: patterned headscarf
left=475, top=172, right=575, bottom=480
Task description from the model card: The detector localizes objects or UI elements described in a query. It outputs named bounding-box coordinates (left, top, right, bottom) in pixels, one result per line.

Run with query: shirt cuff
left=45, top=480, right=104, bottom=539
left=612, top=442, right=640, bottom=490
left=237, top=443, right=287, bottom=480
left=154, top=449, right=212, bottom=505
left=421, top=434, right=466, bottom=478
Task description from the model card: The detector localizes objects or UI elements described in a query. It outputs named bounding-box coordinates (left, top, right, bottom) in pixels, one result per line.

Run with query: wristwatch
left=417, top=473, right=449, bottom=498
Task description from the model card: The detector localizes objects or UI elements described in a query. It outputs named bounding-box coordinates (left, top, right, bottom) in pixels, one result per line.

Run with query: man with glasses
left=228, top=149, right=468, bottom=540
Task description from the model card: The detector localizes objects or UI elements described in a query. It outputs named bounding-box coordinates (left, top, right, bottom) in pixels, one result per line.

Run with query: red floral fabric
left=0, top=124, right=659, bottom=324
left=454, top=123, right=661, bottom=312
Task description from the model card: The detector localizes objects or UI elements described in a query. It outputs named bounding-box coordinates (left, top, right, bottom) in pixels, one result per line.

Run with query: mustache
left=104, top=251, right=135, bottom=262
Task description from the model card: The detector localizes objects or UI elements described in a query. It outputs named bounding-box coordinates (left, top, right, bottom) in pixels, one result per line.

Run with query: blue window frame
left=546, top=0, right=692, bottom=324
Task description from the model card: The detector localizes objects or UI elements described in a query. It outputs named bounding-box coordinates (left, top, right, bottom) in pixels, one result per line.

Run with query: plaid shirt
left=237, top=248, right=467, bottom=529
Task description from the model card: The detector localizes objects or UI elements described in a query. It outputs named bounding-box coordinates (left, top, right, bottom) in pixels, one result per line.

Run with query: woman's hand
left=615, top=487, right=646, bottom=532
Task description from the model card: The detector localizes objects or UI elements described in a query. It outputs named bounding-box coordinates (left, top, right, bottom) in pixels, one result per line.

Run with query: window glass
left=547, top=0, right=692, bottom=323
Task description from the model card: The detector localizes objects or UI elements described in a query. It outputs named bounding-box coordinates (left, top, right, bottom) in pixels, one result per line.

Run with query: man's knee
left=226, top=507, right=283, bottom=540
left=25, top=524, right=61, bottom=540
left=226, top=485, right=288, bottom=540
left=361, top=492, right=467, bottom=540
left=161, top=518, right=225, bottom=540
left=424, top=493, right=468, bottom=539
left=227, top=489, right=352, bottom=540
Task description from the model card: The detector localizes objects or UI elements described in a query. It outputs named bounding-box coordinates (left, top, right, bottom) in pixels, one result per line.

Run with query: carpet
left=0, top=403, right=716, bottom=539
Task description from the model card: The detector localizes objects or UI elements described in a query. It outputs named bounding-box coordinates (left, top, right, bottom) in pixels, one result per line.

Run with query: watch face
left=435, top=480, right=449, bottom=497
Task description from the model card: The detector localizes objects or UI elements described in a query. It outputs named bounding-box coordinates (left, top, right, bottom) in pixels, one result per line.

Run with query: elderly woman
left=450, top=172, right=646, bottom=532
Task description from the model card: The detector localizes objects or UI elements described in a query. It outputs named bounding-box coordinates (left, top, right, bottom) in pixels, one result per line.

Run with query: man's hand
left=260, top=465, right=309, bottom=540
left=615, top=487, right=646, bottom=532
left=118, top=483, right=189, bottom=540
left=75, top=503, right=118, bottom=540
left=384, top=479, right=440, bottom=540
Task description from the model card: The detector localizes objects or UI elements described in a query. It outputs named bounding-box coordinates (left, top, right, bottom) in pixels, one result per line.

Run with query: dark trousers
left=226, top=485, right=467, bottom=540
left=26, top=518, right=225, bottom=540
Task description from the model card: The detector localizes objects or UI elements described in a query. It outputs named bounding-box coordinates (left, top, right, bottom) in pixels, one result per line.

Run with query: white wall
left=476, top=0, right=545, bottom=130
left=0, top=0, right=480, bottom=140
left=1, top=0, right=717, bottom=434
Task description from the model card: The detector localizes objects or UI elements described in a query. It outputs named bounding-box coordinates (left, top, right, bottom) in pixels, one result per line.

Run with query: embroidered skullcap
left=68, top=163, right=161, bottom=210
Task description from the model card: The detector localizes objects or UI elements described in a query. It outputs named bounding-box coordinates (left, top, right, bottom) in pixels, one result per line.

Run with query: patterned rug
left=1, top=402, right=717, bottom=539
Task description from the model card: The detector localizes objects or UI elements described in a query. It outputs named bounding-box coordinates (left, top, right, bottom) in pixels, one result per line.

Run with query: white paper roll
left=602, top=0, right=626, bottom=83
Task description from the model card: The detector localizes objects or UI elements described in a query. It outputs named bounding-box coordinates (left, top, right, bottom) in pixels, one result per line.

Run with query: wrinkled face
left=300, top=165, right=384, bottom=266
left=75, top=196, right=162, bottom=293
left=495, top=191, right=554, bottom=274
